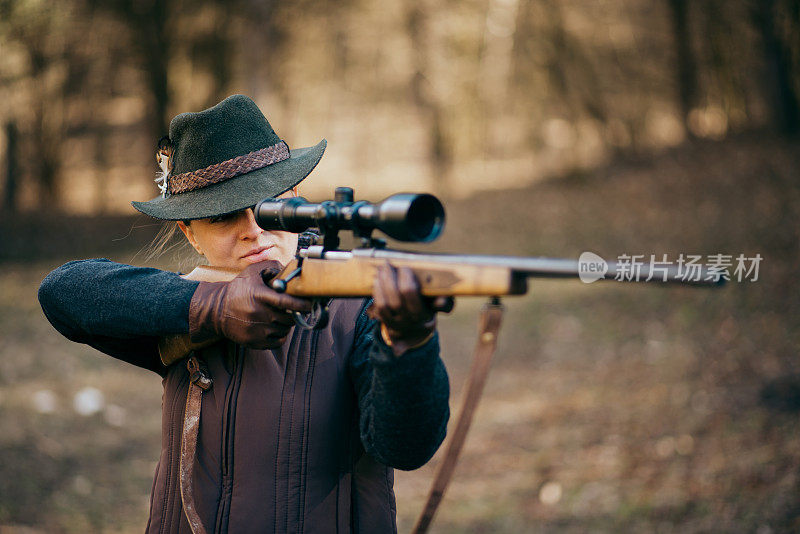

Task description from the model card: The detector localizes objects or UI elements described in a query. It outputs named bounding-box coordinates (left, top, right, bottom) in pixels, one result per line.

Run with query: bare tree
left=405, top=0, right=453, bottom=194
left=2, top=121, right=18, bottom=212
left=752, top=0, right=799, bottom=135
left=667, top=0, right=699, bottom=136
left=97, top=0, right=173, bottom=138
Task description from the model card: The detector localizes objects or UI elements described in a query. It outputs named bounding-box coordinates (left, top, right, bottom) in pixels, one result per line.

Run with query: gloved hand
left=369, top=263, right=454, bottom=356
left=189, top=260, right=312, bottom=349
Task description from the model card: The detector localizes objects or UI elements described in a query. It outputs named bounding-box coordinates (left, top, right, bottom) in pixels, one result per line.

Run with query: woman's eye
left=209, top=212, right=238, bottom=224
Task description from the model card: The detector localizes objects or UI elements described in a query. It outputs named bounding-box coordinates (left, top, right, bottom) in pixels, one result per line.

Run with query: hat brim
left=131, top=139, right=326, bottom=220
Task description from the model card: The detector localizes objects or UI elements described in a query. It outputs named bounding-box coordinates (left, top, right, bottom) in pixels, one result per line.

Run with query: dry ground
left=0, top=134, right=798, bottom=532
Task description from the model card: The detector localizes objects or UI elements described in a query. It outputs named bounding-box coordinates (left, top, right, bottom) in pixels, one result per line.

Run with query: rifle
left=164, top=187, right=720, bottom=333
left=161, top=187, right=723, bottom=534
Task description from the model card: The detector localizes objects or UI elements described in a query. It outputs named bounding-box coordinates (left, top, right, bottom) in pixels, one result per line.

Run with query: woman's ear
left=177, top=221, right=203, bottom=255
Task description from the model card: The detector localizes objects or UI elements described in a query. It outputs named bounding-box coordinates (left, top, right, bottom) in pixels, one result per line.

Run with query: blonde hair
left=136, top=221, right=202, bottom=272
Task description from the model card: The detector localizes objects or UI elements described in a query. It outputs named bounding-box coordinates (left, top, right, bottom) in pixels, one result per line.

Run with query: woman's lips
left=242, top=245, right=274, bottom=263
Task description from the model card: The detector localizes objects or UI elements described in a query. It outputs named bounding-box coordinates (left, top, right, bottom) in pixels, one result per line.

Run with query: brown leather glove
left=369, top=263, right=454, bottom=356
left=189, top=260, right=312, bottom=349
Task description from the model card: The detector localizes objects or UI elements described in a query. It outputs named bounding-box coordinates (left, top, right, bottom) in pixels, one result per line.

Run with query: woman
left=38, top=95, right=450, bottom=534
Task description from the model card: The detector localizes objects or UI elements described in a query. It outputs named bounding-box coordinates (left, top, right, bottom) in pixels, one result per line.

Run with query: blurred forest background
left=0, top=0, right=799, bottom=532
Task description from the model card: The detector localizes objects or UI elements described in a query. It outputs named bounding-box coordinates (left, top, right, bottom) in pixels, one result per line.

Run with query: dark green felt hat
left=132, top=94, right=326, bottom=220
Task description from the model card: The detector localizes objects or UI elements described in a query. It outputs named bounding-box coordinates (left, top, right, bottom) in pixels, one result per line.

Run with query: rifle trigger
left=293, top=299, right=330, bottom=330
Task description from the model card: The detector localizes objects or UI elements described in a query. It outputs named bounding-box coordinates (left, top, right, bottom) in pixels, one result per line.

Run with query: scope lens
left=405, top=194, right=445, bottom=241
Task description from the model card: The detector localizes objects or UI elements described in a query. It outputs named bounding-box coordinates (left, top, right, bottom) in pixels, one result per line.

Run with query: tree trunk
left=752, top=0, right=800, bottom=135
left=667, top=0, right=699, bottom=135
left=480, top=0, right=520, bottom=155
left=30, top=62, right=60, bottom=208
left=3, top=122, right=18, bottom=213
left=133, top=0, right=171, bottom=139
left=94, top=129, right=109, bottom=214
left=405, top=1, right=453, bottom=195
left=242, top=0, right=288, bottom=108
left=209, top=5, right=232, bottom=104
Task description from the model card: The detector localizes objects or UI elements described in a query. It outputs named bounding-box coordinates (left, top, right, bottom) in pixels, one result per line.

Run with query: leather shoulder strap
left=412, top=299, right=504, bottom=534
left=180, top=355, right=213, bottom=534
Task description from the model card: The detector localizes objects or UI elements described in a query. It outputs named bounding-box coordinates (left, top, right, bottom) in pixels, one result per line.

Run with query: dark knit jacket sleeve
left=38, top=258, right=199, bottom=375
left=348, top=300, right=450, bottom=470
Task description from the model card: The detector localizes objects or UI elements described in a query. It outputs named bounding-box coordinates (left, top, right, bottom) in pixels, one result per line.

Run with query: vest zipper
left=297, top=328, right=320, bottom=533
left=214, top=343, right=243, bottom=534
left=275, top=329, right=302, bottom=533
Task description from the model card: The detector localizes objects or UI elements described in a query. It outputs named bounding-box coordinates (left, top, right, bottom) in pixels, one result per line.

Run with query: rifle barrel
left=315, top=249, right=723, bottom=286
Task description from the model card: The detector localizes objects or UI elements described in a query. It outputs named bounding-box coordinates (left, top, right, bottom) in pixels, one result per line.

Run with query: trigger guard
left=293, top=300, right=330, bottom=330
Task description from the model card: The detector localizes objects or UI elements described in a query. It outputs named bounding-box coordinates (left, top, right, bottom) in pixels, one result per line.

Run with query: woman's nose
left=239, top=208, right=263, bottom=240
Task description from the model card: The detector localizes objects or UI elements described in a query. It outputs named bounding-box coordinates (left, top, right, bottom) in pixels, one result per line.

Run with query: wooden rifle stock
left=157, top=252, right=525, bottom=365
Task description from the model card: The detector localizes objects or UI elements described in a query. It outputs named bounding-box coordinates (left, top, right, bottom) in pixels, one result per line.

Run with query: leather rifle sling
left=170, top=266, right=225, bottom=534
left=412, top=299, right=505, bottom=534
left=180, top=355, right=212, bottom=534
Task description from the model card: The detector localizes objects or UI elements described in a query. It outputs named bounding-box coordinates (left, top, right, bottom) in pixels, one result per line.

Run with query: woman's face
left=177, top=189, right=299, bottom=270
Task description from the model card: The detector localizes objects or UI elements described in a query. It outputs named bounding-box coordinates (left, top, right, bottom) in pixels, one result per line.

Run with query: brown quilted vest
left=145, top=299, right=397, bottom=534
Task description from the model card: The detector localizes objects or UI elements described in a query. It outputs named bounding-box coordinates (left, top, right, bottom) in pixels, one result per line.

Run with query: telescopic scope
left=254, top=187, right=445, bottom=242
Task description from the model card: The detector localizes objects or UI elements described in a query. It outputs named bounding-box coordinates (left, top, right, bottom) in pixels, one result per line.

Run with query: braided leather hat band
left=169, top=141, right=290, bottom=195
